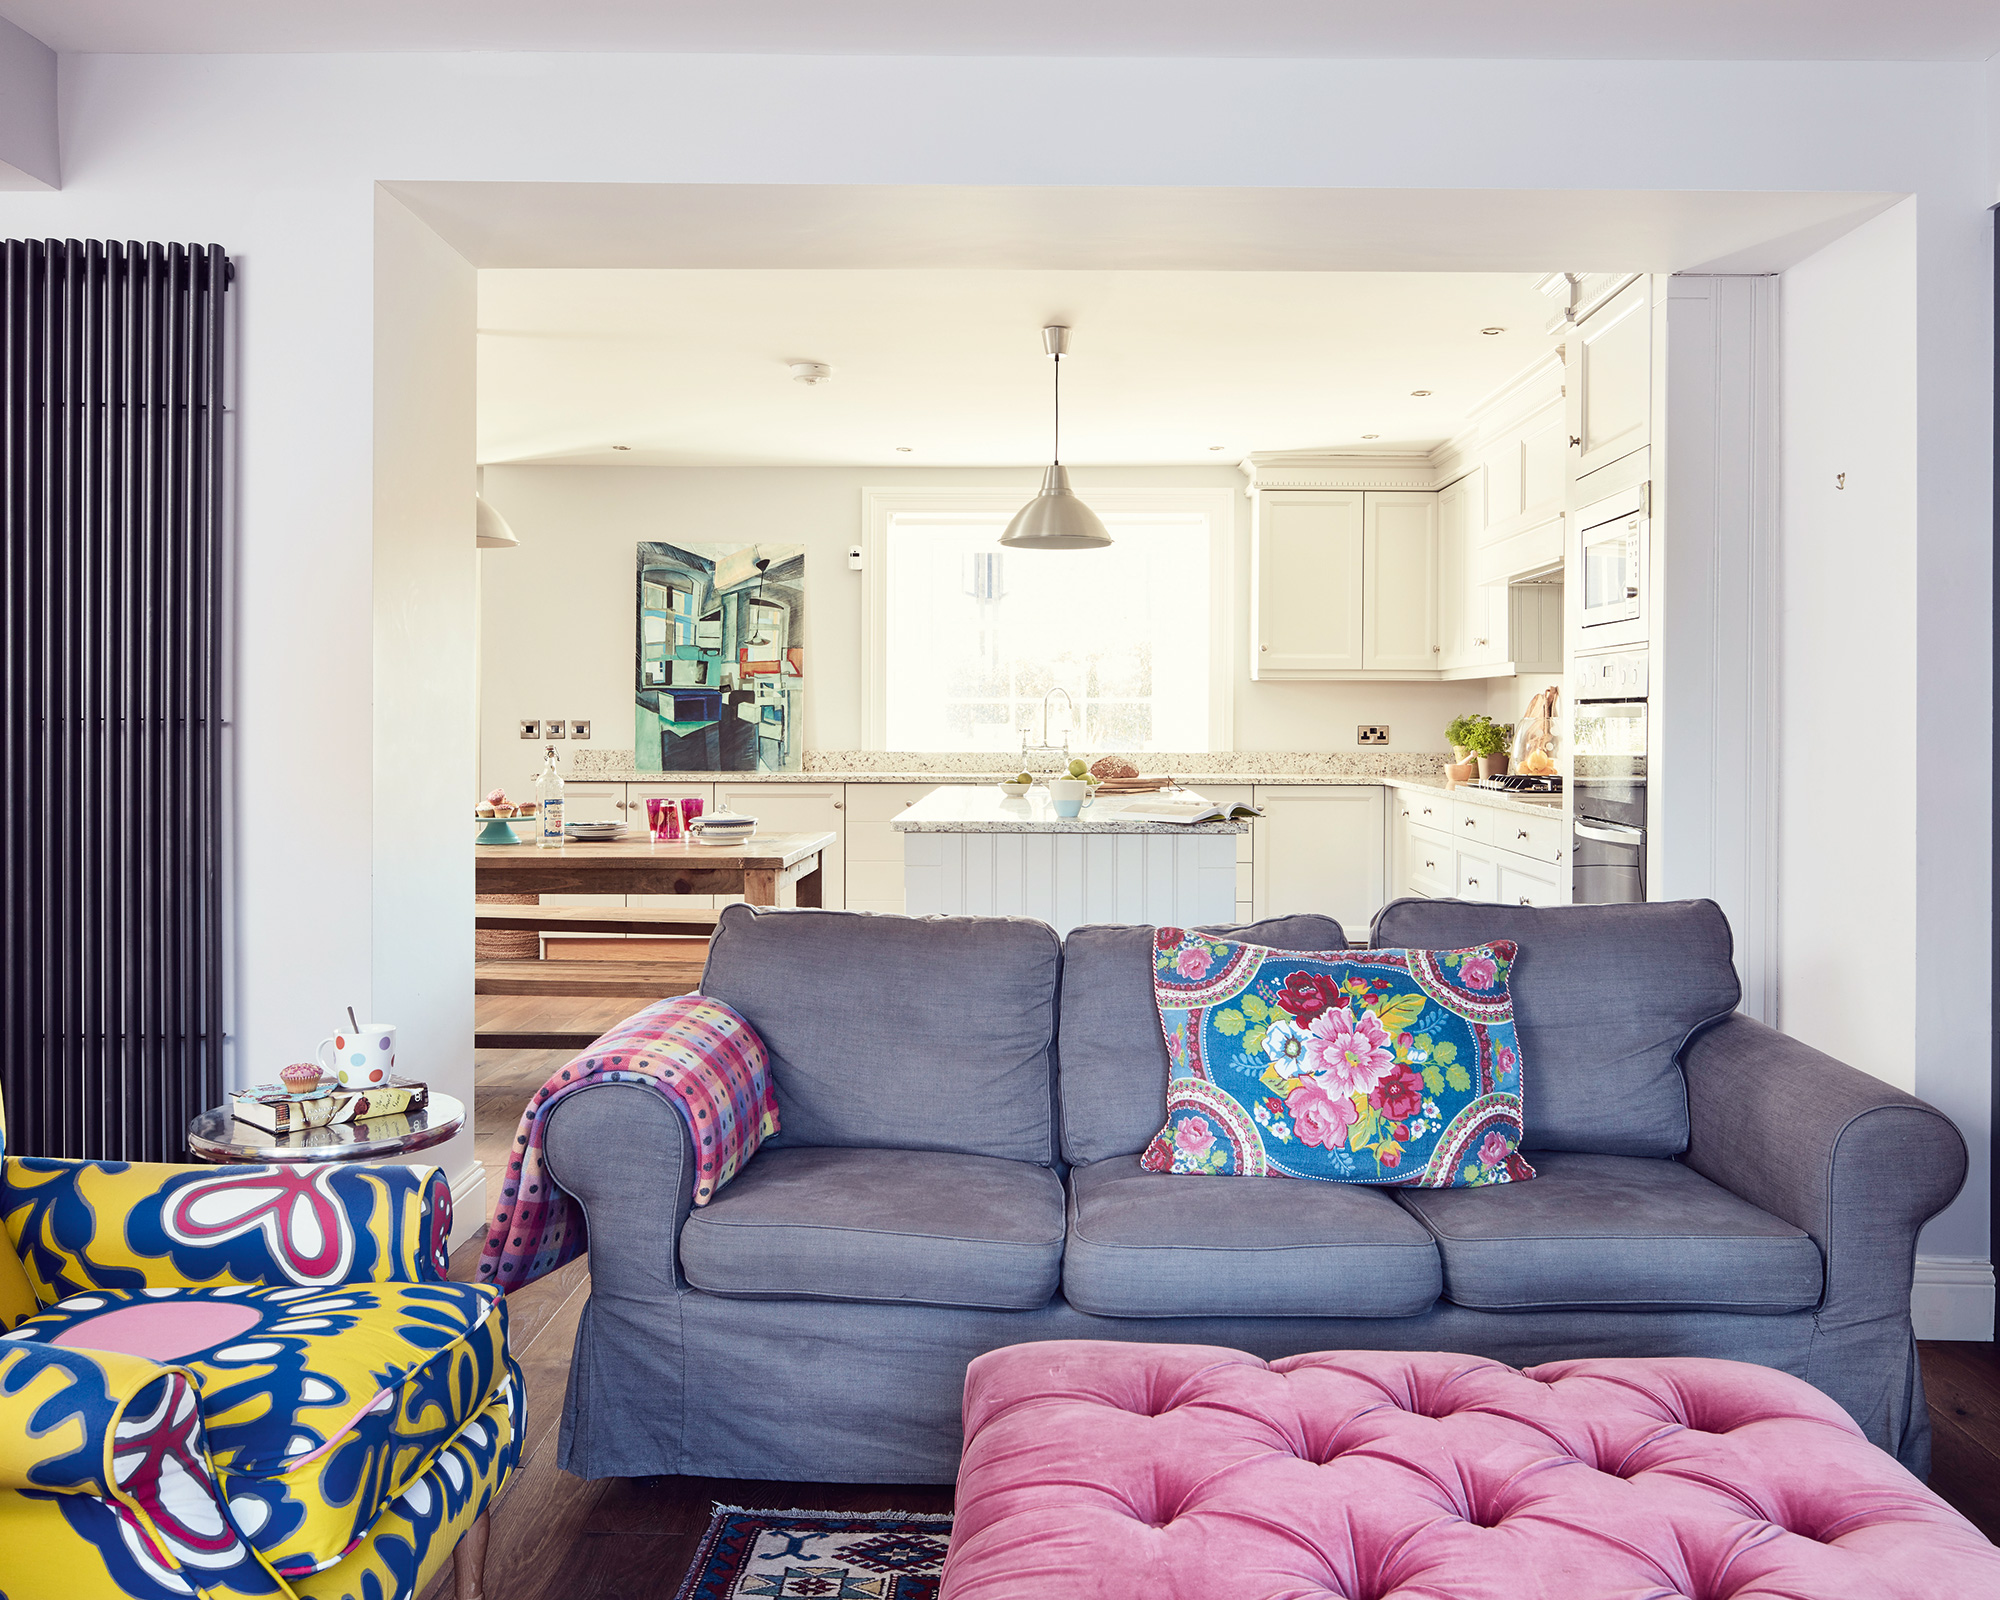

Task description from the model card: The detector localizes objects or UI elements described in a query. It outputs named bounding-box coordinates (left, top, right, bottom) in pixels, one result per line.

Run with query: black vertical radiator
left=1, top=240, right=232, bottom=1161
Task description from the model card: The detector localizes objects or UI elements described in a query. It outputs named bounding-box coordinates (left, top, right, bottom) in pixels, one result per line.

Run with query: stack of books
left=231, top=1076, right=429, bottom=1135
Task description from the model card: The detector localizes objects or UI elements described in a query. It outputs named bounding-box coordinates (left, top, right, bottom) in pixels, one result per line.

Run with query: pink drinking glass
left=680, top=797, right=704, bottom=827
left=646, top=797, right=683, bottom=841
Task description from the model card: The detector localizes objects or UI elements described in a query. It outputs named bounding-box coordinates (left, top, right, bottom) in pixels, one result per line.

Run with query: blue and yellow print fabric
left=1, top=1159, right=453, bottom=1306
left=4, top=1280, right=508, bottom=1578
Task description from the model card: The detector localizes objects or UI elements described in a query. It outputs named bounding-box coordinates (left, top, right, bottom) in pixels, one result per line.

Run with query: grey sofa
left=543, top=898, right=1966, bottom=1483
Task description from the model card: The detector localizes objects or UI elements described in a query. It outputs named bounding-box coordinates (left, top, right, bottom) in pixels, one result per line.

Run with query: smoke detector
left=789, top=361, right=832, bottom=386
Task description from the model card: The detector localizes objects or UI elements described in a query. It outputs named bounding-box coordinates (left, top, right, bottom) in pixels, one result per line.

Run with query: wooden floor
left=434, top=1022, right=2000, bottom=1598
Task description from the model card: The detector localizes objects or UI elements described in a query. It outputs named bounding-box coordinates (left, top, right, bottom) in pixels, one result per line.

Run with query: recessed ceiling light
left=896, top=446, right=912, bottom=453
left=1208, top=445, right=1225, bottom=451
left=611, top=444, right=631, bottom=451
left=1362, top=434, right=1380, bottom=440
left=1481, top=327, right=1506, bottom=336
left=1410, top=390, right=1432, bottom=398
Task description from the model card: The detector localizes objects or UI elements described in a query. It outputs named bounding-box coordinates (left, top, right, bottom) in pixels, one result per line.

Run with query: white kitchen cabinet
left=1455, top=840, right=1499, bottom=903
left=1251, top=785, right=1385, bottom=934
left=715, top=781, right=845, bottom=909
left=1362, top=492, right=1439, bottom=672
left=1251, top=491, right=1365, bottom=677
left=1498, top=855, right=1563, bottom=908
left=1190, top=782, right=1258, bottom=923
left=1436, top=475, right=1472, bottom=669
left=1569, top=277, right=1651, bottom=478
left=843, top=782, right=956, bottom=912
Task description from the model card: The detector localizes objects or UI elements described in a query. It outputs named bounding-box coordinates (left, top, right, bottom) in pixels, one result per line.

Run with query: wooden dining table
left=474, top=830, right=838, bottom=907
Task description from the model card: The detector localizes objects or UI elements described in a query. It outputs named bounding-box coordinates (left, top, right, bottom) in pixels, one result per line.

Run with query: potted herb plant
left=1469, top=717, right=1514, bottom=779
left=1445, top=714, right=1481, bottom=762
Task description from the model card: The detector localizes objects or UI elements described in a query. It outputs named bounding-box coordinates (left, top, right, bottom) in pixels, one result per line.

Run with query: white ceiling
left=7, top=0, right=1999, bottom=58
left=476, top=268, right=1563, bottom=467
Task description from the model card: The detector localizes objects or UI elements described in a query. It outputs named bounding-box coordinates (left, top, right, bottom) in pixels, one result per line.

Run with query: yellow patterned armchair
left=0, top=1090, right=518, bottom=1600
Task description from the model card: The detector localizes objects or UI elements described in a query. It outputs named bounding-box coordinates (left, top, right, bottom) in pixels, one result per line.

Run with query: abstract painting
left=636, top=540, right=804, bottom=773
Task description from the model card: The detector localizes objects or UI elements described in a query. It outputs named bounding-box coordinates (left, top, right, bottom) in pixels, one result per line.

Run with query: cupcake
left=280, top=1062, right=323, bottom=1091
left=476, top=803, right=498, bottom=817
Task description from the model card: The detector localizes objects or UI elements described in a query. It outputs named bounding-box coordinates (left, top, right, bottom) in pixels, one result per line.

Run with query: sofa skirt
left=557, top=1287, right=1867, bottom=1486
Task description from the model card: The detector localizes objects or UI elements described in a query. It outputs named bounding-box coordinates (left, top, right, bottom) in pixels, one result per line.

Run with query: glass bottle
left=534, top=745, right=565, bottom=846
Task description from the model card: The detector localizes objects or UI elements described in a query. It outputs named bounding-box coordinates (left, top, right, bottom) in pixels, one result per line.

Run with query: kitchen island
left=890, top=785, right=1246, bottom=935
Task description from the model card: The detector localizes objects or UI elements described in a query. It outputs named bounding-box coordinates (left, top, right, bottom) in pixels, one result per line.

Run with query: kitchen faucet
left=1020, top=686, right=1076, bottom=769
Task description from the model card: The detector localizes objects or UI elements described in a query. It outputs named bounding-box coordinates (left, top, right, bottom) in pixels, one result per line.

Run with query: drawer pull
left=1464, top=818, right=1476, bottom=828
left=1516, top=828, right=1529, bottom=839
left=1465, top=877, right=1479, bottom=887
left=1518, top=896, right=1532, bottom=905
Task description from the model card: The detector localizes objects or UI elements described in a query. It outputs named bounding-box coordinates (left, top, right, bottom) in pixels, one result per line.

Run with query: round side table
left=187, top=1092, right=466, bottom=1163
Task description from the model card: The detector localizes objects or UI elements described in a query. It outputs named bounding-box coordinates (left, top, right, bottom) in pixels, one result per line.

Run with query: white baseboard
left=449, top=1160, right=489, bottom=1251
left=1913, top=1255, right=1996, bottom=1341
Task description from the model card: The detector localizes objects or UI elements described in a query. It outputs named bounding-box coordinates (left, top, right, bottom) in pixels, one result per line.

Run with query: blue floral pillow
left=1140, top=929, right=1534, bottom=1188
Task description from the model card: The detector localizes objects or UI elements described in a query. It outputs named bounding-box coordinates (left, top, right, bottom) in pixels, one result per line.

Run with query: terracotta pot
left=1477, top=754, right=1510, bottom=779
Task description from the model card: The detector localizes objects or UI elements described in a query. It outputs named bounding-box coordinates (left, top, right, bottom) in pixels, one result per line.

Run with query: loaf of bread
left=1089, top=756, right=1138, bottom=780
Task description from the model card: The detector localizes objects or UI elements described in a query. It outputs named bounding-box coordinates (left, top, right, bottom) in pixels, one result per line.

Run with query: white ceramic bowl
left=1000, top=782, right=1033, bottom=797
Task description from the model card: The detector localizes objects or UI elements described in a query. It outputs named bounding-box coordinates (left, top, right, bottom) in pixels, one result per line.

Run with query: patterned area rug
left=675, top=1505, right=955, bottom=1600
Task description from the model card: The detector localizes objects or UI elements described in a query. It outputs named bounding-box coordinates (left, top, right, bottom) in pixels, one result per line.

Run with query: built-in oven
left=1578, top=482, right=1646, bottom=630
left=1571, top=650, right=1647, bottom=904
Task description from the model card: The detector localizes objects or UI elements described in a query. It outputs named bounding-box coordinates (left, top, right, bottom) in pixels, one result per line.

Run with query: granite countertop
left=555, top=752, right=1565, bottom=821
left=890, top=785, right=1247, bottom=835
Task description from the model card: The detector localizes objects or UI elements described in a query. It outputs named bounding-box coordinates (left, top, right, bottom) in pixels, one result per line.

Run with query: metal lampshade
left=475, top=495, right=519, bottom=548
left=1001, top=464, right=1112, bottom=549
left=1001, top=326, right=1112, bottom=550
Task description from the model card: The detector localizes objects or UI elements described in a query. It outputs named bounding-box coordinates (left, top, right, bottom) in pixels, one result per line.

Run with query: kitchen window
left=864, top=487, right=1234, bottom=752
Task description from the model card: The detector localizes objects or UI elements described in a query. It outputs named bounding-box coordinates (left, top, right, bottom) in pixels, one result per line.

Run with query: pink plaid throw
left=477, top=994, right=779, bottom=1293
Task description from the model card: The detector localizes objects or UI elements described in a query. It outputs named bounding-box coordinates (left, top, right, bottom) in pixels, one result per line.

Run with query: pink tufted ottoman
left=940, top=1343, right=2000, bottom=1599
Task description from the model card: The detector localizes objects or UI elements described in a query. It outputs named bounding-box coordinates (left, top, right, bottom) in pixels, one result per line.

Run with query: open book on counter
left=1112, top=793, right=1264, bottom=826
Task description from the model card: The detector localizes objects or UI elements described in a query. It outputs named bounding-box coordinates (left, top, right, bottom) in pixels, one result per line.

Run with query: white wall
left=373, top=191, right=481, bottom=1231
left=0, top=15, right=56, bottom=189
left=0, top=48, right=1985, bottom=1266
left=477, top=462, right=1500, bottom=788
left=1780, top=206, right=1919, bottom=1083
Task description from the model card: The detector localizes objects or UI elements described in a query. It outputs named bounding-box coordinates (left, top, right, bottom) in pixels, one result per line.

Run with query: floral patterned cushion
left=1140, top=929, right=1535, bottom=1188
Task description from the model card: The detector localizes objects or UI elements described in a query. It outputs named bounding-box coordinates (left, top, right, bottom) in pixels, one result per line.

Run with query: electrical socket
left=569, top=720, right=592, bottom=741
left=518, top=719, right=540, bottom=740
left=1357, top=725, right=1390, bottom=746
left=545, top=719, right=566, bottom=739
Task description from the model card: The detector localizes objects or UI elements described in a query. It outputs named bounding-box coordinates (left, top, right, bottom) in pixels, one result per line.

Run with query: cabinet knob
left=1516, top=828, right=1529, bottom=839
left=1474, top=638, right=1488, bottom=647
left=1466, top=878, right=1480, bottom=887
left=1260, top=643, right=1269, bottom=652
left=832, top=801, right=843, bottom=810
left=1424, top=860, right=1435, bottom=870
left=1464, top=818, right=1476, bottom=828
left=1400, top=809, right=1410, bottom=818
left=615, top=801, right=627, bottom=810
left=1569, top=435, right=1582, bottom=449
left=1518, top=896, right=1532, bottom=905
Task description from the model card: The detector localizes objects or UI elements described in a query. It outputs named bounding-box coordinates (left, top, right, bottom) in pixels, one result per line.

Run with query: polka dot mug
left=317, top=1023, right=397, bottom=1088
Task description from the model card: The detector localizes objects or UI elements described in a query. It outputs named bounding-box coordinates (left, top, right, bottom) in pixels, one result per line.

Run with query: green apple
left=1067, top=758, right=1088, bottom=779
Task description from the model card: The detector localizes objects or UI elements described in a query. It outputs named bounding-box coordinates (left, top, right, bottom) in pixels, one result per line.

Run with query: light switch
left=545, top=720, right=566, bottom=739
left=518, top=719, right=540, bottom=740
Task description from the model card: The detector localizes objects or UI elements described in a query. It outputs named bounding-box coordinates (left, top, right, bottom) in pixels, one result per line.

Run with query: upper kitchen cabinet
left=1567, top=276, right=1652, bottom=480
left=1362, top=492, right=1439, bottom=671
left=1251, top=489, right=1366, bottom=677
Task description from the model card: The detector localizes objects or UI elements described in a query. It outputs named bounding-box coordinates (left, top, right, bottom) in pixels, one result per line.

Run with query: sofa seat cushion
left=3, top=1280, right=507, bottom=1577
left=680, top=1146, right=1065, bottom=1311
left=1395, top=1151, right=1822, bottom=1313
left=1062, top=1155, right=1441, bottom=1318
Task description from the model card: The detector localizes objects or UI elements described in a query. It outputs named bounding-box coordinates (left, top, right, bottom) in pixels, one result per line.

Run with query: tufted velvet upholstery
left=942, top=1342, right=2000, bottom=1599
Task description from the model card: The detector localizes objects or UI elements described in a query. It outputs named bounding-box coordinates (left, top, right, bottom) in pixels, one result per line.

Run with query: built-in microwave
left=1577, top=482, right=1647, bottom=629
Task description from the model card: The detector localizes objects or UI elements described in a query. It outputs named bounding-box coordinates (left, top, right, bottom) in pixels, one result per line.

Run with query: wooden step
left=475, top=904, right=725, bottom=937
left=474, top=994, right=645, bottom=1053
left=474, top=959, right=705, bottom=999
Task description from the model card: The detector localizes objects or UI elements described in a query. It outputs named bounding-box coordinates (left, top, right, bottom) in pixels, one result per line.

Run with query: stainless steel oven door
left=1572, top=818, right=1646, bottom=904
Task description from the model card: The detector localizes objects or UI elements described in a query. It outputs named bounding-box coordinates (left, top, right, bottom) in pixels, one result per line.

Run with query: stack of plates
left=564, top=821, right=627, bottom=842
left=691, top=812, right=758, bottom=847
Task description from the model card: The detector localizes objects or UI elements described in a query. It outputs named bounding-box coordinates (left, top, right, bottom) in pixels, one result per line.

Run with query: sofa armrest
left=1682, top=1014, right=1967, bottom=1273
left=1681, top=1013, right=1966, bottom=1469
left=3, top=1156, right=452, bottom=1300
left=542, top=1081, right=698, bottom=1300
left=0, top=1342, right=288, bottom=1594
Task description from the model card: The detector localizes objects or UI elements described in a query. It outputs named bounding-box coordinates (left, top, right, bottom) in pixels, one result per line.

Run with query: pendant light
left=1001, top=325, right=1112, bottom=550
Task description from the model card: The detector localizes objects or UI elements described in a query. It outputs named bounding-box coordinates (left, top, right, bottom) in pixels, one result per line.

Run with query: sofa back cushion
left=701, top=905, right=1062, bottom=1163
left=1367, top=898, right=1739, bottom=1156
left=1059, top=915, right=1346, bottom=1165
